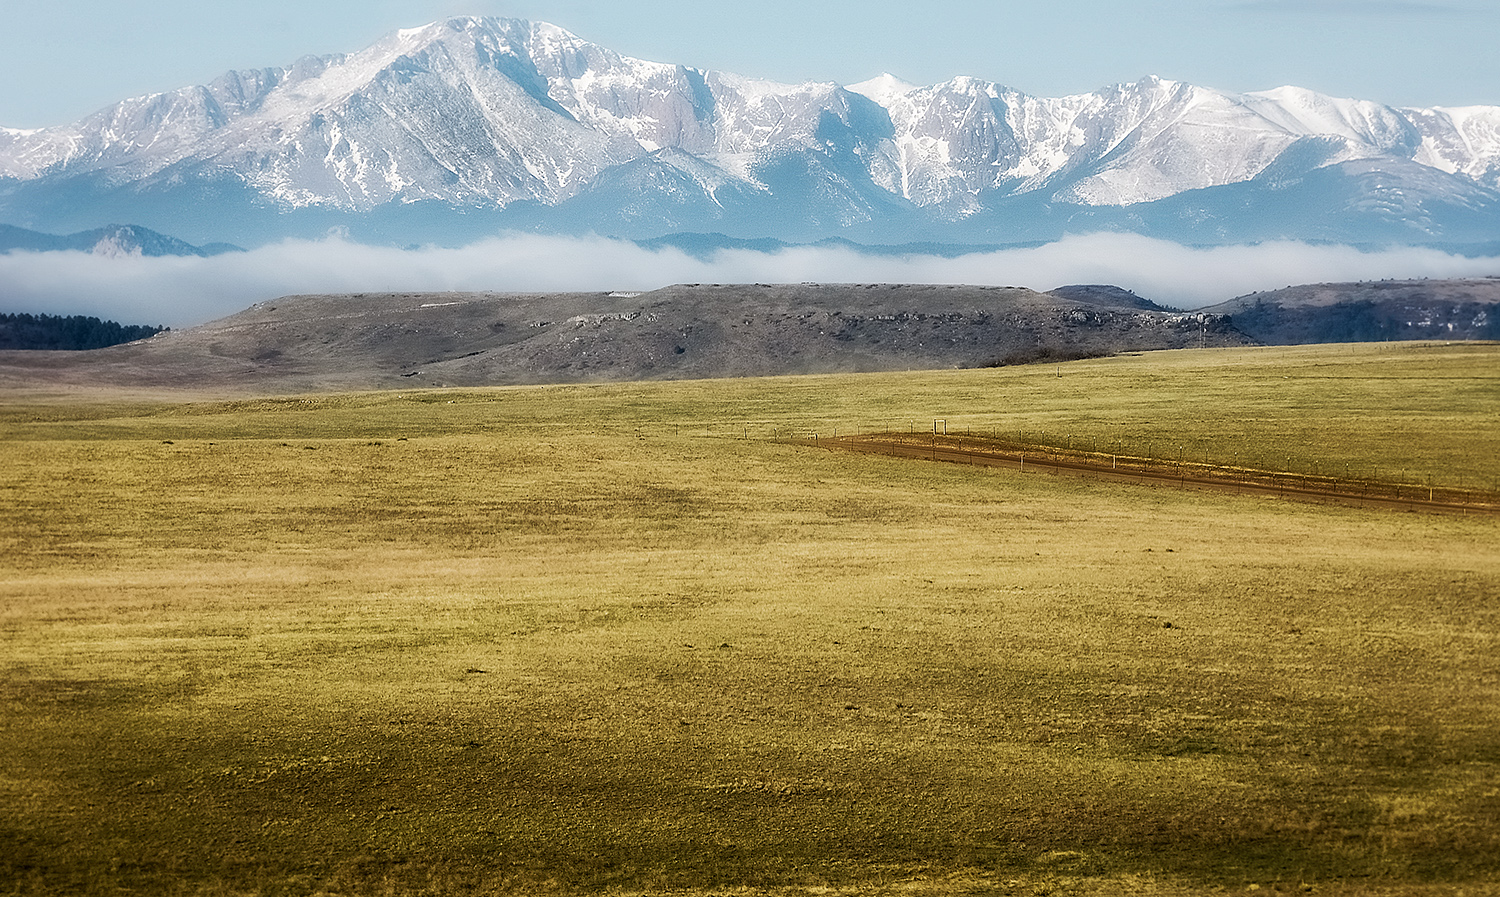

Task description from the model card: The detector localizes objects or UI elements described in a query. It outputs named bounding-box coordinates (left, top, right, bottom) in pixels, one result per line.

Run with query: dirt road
left=803, top=433, right=1500, bottom=515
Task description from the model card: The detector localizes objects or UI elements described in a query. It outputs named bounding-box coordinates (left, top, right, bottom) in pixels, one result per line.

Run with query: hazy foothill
left=0, top=223, right=242, bottom=259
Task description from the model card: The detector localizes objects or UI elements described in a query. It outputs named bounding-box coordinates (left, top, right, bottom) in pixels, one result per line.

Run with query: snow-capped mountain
left=2, top=16, right=1498, bottom=247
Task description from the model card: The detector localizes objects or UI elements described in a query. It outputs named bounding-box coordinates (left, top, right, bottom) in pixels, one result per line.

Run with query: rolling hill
left=4, top=278, right=1496, bottom=394
left=0, top=283, right=1242, bottom=393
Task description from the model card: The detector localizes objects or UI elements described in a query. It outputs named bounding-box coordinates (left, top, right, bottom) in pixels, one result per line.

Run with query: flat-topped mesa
left=0, top=282, right=1253, bottom=392
left=10, top=278, right=1496, bottom=393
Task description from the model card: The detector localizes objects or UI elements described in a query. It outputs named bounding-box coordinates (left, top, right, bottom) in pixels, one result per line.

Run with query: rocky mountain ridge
left=2, top=17, right=1499, bottom=246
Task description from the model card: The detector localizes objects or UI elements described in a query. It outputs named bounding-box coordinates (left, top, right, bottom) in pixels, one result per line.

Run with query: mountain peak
left=848, top=73, right=918, bottom=105
left=0, top=21, right=1498, bottom=247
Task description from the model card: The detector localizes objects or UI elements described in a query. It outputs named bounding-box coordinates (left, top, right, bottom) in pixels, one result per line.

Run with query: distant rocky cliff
left=1202, top=278, right=1500, bottom=344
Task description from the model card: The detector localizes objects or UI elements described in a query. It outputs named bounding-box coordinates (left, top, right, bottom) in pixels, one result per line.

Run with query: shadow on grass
left=6, top=697, right=1497, bottom=895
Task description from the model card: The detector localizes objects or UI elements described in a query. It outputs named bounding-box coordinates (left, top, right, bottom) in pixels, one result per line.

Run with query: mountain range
left=3, top=16, right=1500, bottom=248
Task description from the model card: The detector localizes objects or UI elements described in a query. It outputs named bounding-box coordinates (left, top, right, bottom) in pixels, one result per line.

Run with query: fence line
left=749, top=424, right=1497, bottom=513
left=675, top=420, right=1495, bottom=504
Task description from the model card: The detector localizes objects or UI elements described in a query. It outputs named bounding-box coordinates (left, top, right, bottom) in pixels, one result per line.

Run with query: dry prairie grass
left=1, top=343, right=1497, bottom=896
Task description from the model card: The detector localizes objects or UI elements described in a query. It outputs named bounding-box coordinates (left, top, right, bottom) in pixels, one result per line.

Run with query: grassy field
left=2, top=342, right=1498, bottom=896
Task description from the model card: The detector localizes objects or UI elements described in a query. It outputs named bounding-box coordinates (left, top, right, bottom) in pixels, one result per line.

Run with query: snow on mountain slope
left=1052, top=79, right=1320, bottom=206
left=521, top=20, right=718, bottom=154
left=1, top=15, right=1499, bottom=241
left=847, top=74, right=917, bottom=109
left=1407, top=105, right=1500, bottom=188
left=0, top=19, right=639, bottom=208
left=1242, top=86, right=1419, bottom=151
left=841, top=71, right=1500, bottom=214
left=865, top=76, right=1450, bottom=211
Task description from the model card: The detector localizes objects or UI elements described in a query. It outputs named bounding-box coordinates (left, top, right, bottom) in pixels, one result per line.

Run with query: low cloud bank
left=1, top=232, right=1497, bottom=328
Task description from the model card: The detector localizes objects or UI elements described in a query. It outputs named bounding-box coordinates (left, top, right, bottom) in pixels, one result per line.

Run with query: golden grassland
left=1, top=342, right=1498, bottom=896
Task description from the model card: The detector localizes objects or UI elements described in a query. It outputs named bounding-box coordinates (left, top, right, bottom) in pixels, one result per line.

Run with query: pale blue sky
left=1, top=0, right=1495, bottom=129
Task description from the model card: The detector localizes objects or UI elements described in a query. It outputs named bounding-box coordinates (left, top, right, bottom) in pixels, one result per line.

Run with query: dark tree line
left=0, top=313, right=168, bottom=350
